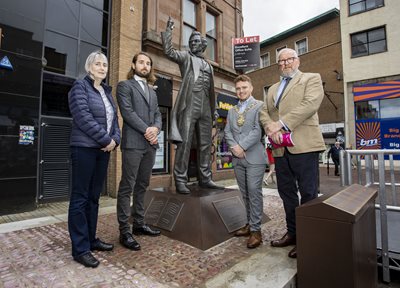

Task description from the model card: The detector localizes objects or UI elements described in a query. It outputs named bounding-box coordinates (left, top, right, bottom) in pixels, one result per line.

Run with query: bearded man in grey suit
left=260, top=48, right=326, bottom=258
left=161, top=17, right=223, bottom=194
left=116, top=52, right=162, bottom=251
left=224, top=75, right=267, bottom=249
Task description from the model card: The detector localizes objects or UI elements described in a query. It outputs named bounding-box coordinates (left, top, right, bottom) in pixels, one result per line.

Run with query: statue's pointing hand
left=167, top=16, right=175, bottom=31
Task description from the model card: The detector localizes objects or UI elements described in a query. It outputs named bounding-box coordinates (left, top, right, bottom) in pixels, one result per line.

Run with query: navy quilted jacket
left=68, top=75, right=120, bottom=148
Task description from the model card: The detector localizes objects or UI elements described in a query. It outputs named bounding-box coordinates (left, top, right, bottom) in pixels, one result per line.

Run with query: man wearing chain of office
left=161, top=17, right=223, bottom=194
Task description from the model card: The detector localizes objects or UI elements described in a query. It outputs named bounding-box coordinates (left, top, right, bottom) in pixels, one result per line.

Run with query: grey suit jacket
left=116, top=78, right=162, bottom=150
left=224, top=97, right=267, bottom=165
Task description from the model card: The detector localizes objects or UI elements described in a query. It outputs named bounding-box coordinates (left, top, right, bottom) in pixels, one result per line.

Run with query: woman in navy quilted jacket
left=68, top=51, right=120, bottom=268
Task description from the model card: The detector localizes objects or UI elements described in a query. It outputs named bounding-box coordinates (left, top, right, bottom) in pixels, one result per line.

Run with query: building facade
left=0, top=0, right=242, bottom=214
left=247, top=9, right=344, bottom=160
left=339, top=0, right=400, bottom=154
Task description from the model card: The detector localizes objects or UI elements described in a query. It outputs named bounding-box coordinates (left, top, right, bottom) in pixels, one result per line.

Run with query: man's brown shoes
left=247, top=231, right=262, bottom=249
left=270, top=232, right=296, bottom=247
left=234, top=224, right=250, bottom=237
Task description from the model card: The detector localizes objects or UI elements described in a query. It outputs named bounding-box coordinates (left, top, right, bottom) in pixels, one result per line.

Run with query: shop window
left=380, top=98, right=400, bottom=119
left=0, top=0, right=45, bottom=58
left=43, top=0, right=110, bottom=78
left=205, top=11, right=217, bottom=62
left=83, top=0, right=110, bottom=11
left=351, top=27, right=386, bottom=58
left=81, top=3, right=109, bottom=47
left=152, top=107, right=170, bottom=174
left=44, top=31, right=78, bottom=77
left=215, top=117, right=233, bottom=170
left=355, top=100, right=379, bottom=120
left=41, top=73, right=74, bottom=118
left=349, top=0, right=384, bottom=15
left=0, top=93, right=38, bottom=178
left=46, top=0, right=79, bottom=37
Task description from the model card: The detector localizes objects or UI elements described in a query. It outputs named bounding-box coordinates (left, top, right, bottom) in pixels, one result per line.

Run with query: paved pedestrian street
left=0, top=190, right=286, bottom=288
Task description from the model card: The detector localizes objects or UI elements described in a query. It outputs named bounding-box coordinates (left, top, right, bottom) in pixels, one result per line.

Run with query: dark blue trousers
left=275, top=149, right=320, bottom=237
left=68, top=146, right=110, bottom=258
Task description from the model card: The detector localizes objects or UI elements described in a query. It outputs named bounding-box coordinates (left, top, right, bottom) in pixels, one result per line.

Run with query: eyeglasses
left=277, top=57, right=297, bottom=65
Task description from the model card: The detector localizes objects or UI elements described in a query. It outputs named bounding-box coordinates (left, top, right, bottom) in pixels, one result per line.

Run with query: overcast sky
left=242, top=0, right=340, bottom=41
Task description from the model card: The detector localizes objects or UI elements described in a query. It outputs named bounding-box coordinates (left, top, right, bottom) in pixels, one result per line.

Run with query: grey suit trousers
left=234, top=158, right=265, bottom=232
left=117, top=147, right=156, bottom=234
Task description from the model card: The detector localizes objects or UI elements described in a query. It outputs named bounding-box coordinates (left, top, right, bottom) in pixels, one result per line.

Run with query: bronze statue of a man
left=161, top=17, right=223, bottom=194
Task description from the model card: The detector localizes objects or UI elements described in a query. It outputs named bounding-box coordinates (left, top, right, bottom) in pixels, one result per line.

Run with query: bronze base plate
left=144, top=185, right=269, bottom=250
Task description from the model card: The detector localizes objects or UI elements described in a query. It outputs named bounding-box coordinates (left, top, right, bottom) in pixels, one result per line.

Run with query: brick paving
left=0, top=190, right=285, bottom=287
left=1, top=169, right=399, bottom=287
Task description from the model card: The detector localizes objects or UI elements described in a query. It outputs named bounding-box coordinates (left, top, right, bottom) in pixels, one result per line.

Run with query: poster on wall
left=232, top=36, right=260, bottom=70
left=19, top=125, right=35, bottom=145
left=153, top=131, right=165, bottom=169
left=356, top=121, right=381, bottom=150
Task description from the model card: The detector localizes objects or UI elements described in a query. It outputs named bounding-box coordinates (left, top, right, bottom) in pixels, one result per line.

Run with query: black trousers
left=68, top=147, right=110, bottom=258
left=332, top=157, right=340, bottom=175
left=275, top=149, right=320, bottom=237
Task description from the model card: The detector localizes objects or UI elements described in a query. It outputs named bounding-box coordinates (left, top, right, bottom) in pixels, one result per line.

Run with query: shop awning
left=353, top=80, right=400, bottom=102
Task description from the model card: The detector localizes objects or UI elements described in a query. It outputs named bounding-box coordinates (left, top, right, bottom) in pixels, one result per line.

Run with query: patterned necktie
left=275, top=77, right=291, bottom=108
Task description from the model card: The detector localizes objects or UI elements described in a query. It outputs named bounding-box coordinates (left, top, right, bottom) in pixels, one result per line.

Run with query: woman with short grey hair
left=68, top=51, right=120, bottom=268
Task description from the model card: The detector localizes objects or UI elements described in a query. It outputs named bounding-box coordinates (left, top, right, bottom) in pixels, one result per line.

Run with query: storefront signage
left=216, top=93, right=238, bottom=118
left=355, top=120, right=399, bottom=159
left=232, top=36, right=260, bottom=70
left=381, top=122, right=400, bottom=150
left=320, top=123, right=336, bottom=133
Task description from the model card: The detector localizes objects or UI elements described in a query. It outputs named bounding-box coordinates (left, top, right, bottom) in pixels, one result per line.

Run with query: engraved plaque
left=144, top=196, right=168, bottom=225
left=213, top=196, right=247, bottom=233
left=156, top=198, right=184, bottom=231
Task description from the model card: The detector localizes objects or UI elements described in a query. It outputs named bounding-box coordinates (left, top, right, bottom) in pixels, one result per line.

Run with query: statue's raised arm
left=160, top=17, right=222, bottom=194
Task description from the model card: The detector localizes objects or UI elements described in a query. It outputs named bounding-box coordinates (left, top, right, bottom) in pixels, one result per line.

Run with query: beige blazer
left=259, top=71, right=326, bottom=157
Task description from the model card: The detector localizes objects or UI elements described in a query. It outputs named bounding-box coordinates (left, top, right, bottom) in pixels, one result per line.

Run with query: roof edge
left=260, top=8, right=340, bottom=47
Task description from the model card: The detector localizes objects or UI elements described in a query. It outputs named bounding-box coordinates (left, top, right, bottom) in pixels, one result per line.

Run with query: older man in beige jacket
left=259, top=48, right=325, bottom=258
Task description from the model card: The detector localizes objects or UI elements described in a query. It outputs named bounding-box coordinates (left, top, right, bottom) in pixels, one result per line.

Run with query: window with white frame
left=349, top=0, right=384, bottom=15
left=260, top=53, right=270, bottom=68
left=205, top=11, right=217, bottom=62
left=182, top=0, right=197, bottom=50
left=295, top=38, right=308, bottom=55
left=276, top=46, right=287, bottom=62
left=351, top=26, right=387, bottom=57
